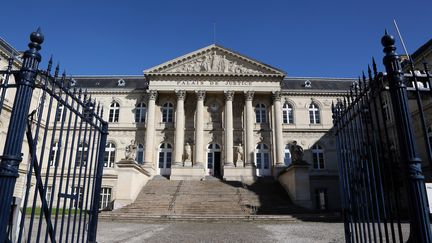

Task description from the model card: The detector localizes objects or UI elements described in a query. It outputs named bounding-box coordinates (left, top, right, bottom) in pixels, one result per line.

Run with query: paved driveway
left=96, top=221, right=345, bottom=243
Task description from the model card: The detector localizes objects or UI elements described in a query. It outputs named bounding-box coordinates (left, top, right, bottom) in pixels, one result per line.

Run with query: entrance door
left=255, top=143, right=271, bottom=176
left=158, top=143, right=172, bottom=176
left=207, top=143, right=221, bottom=177
left=214, top=152, right=221, bottom=177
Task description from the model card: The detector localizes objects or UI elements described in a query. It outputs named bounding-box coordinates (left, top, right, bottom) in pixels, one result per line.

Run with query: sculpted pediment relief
left=166, top=51, right=262, bottom=74
left=145, top=44, right=285, bottom=77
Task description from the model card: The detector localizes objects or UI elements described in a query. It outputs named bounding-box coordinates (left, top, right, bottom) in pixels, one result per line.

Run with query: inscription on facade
left=176, top=80, right=252, bottom=86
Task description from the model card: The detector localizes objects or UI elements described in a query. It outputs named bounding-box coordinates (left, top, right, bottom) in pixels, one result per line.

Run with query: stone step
left=102, top=177, right=309, bottom=220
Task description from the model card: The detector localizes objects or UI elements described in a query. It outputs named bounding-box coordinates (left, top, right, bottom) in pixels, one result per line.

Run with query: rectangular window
left=99, top=188, right=112, bottom=210
left=315, top=188, right=327, bottom=210
left=166, top=152, right=172, bottom=168
left=288, top=110, right=293, bottom=124
left=256, top=154, right=262, bottom=169
left=168, top=110, right=173, bottom=123
left=158, top=152, right=164, bottom=168
left=207, top=153, right=213, bottom=169
left=313, top=153, right=325, bottom=169
left=45, top=186, right=52, bottom=206
left=315, top=112, right=320, bottom=124
left=55, top=106, right=63, bottom=122
left=263, top=153, right=269, bottom=169
left=73, top=187, right=84, bottom=209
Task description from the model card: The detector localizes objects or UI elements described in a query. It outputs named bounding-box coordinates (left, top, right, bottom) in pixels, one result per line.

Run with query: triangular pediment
left=144, top=44, right=285, bottom=77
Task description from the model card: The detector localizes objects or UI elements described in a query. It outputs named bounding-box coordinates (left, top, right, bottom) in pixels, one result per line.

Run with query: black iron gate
left=0, top=29, right=108, bottom=242
left=333, top=32, right=432, bottom=242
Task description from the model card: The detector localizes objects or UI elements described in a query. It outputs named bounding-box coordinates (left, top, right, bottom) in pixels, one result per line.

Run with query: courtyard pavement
left=96, top=220, right=346, bottom=243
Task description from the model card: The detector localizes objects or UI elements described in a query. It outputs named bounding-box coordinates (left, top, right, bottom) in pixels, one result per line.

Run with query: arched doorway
left=255, top=143, right=271, bottom=176
left=158, top=143, right=172, bottom=176
left=207, top=143, right=221, bottom=177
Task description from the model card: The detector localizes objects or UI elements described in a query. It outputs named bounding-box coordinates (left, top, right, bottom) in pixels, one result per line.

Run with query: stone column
left=143, top=90, right=158, bottom=169
left=244, top=91, right=254, bottom=167
left=224, top=91, right=234, bottom=166
left=173, top=90, right=186, bottom=166
left=273, top=91, right=285, bottom=166
left=194, top=90, right=206, bottom=167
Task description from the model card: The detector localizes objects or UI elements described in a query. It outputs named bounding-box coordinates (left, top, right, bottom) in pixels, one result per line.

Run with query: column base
left=194, top=162, right=204, bottom=168
left=223, top=167, right=255, bottom=181
left=224, top=162, right=235, bottom=167
left=170, top=166, right=206, bottom=180
left=184, top=161, right=192, bottom=167
left=172, top=161, right=183, bottom=167
left=235, top=161, right=244, bottom=167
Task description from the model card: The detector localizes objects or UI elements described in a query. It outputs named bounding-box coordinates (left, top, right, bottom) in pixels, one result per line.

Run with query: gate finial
left=29, top=27, right=44, bottom=51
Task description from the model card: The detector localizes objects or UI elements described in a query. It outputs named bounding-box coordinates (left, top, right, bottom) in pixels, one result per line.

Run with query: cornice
left=281, top=90, right=347, bottom=96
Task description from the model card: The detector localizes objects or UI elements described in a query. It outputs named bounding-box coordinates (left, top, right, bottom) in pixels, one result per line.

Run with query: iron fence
left=332, top=32, right=432, bottom=242
left=0, top=29, right=108, bottom=242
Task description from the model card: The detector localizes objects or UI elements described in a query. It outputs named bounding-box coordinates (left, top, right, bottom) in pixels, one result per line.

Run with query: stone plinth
left=278, top=164, right=313, bottom=209
left=170, top=166, right=205, bottom=180
left=115, top=159, right=151, bottom=209
left=223, top=167, right=255, bottom=181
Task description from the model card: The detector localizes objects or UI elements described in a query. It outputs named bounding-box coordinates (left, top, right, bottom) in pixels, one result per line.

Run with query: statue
left=290, top=141, right=304, bottom=164
left=125, top=140, right=137, bottom=160
left=184, top=142, right=192, bottom=162
left=235, top=143, right=244, bottom=166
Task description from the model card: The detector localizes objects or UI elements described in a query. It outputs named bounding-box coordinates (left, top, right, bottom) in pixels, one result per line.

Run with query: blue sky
left=1, top=0, right=431, bottom=77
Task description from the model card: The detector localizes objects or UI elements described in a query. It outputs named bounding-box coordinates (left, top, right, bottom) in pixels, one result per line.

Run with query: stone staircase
left=100, top=178, right=317, bottom=221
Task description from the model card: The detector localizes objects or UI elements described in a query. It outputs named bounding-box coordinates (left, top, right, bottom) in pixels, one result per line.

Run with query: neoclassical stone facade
left=73, top=44, right=354, bottom=210
left=0, top=39, right=355, bottom=211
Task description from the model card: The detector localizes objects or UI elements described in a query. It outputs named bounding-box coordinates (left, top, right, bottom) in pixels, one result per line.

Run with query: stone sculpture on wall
left=125, top=139, right=137, bottom=161
left=168, top=51, right=262, bottom=74
left=290, top=141, right=305, bottom=164
left=184, top=142, right=192, bottom=162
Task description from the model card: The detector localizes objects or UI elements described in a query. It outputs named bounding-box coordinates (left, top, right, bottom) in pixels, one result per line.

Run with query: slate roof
left=411, top=38, right=432, bottom=62
left=282, top=77, right=355, bottom=91
left=0, top=37, right=21, bottom=57
left=72, top=76, right=147, bottom=90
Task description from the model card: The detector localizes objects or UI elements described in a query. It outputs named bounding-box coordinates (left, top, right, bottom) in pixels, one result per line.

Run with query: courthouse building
left=1, top=38, right=356, bottom=210
left=73, top=44, right=353, bottom=210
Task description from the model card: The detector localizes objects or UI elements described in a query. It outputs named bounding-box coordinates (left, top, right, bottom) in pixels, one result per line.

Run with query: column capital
left=244, top=91, right=254, bottom=101
left=224, top=91, right=235, bottom=101
left=272, top=91, right=282, bottom=102
left=196, top=90, right=206, bottom=101
left=147, top=90, right=158, bottom=100
left=175, top=90, right=187, bottom=100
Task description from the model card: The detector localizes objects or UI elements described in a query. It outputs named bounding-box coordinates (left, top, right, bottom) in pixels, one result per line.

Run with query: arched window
left=49, top=142, right=59, bottom=166
left=255, top=103, right=267, bottom=123
left=104, top=142, right=116, bottom=168
left=109, top=102, right=120, bottom=123
left=282, top=103, right=294, bottom=124
left=136, top=143, right=144, bottom=164
left=312, top=144, right=325, bottom=169
left=309, top=102, right=321, bottom=124
left=255, top=143, right=270, bottom=176
left=162, top=103, right=174, bottom=123
left=135, top=102, right=146, bottom=123
left=158, top=143, right=172, bottom=175
left=55, top=104, right=63, bottom=122
left=284, top=144, right=292, bottom=166
left=76, top=142, right=88, bottom=166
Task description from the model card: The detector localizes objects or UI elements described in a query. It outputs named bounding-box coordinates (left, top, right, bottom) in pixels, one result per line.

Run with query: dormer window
left=304, top=80, right=312, bottom=88
left=117, top=79, right=126, bottom=87
left=70, top=78, right=77, bottom=87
